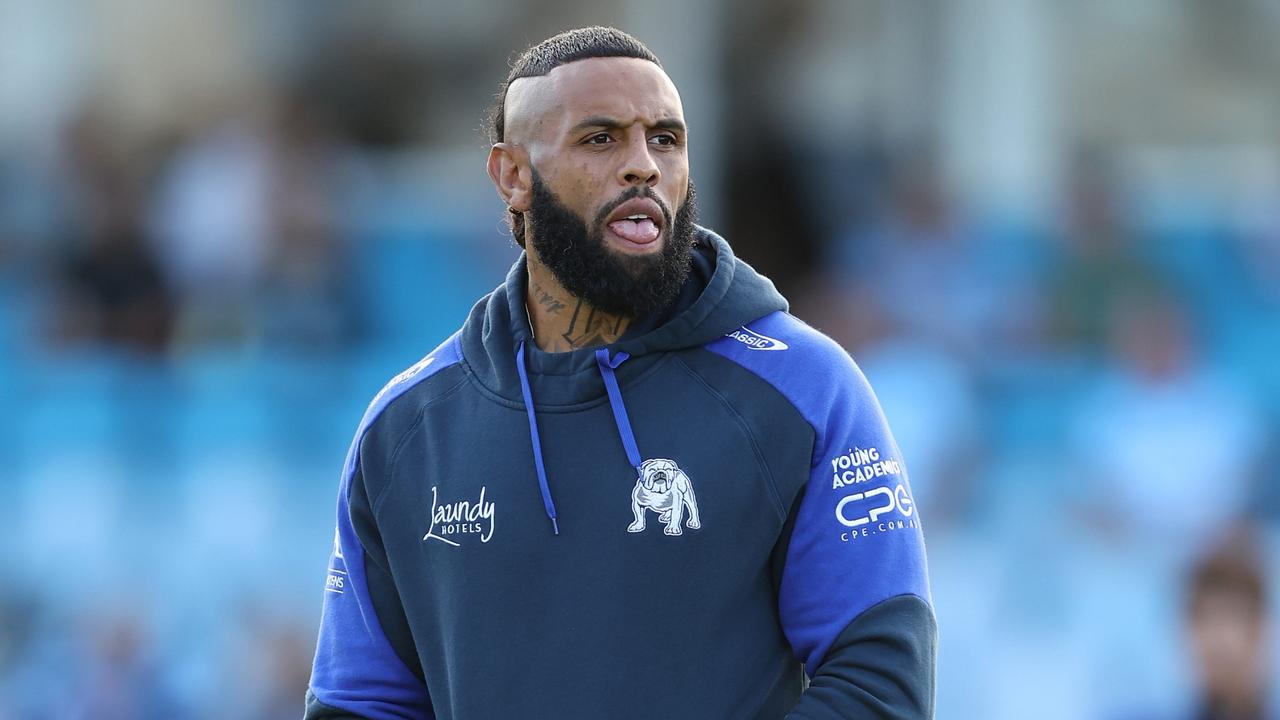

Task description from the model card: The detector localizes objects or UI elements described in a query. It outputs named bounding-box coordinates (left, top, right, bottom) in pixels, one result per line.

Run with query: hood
left=459, top=225, right=788, bottom=407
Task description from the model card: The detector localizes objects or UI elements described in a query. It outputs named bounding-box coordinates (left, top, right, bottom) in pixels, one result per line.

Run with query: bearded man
left=306, top=26, right=936, bottom=720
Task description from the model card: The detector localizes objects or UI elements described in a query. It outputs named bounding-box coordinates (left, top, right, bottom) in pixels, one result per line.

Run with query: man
left=305, top=26, right=935, bottom=720
left=1182, top=534, right=1272, bottom=720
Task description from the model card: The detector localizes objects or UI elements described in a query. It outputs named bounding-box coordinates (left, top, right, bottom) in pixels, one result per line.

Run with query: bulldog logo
left=627, top=458, right=701, bottom=536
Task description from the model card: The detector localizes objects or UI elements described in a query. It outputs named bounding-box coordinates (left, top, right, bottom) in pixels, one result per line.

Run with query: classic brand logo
left=423, top=486, right=495, bottom=547
left=727, top=326, right=789, bottom=351
left=373, top=357, right=435, bottom=406
left=627, top=459, right=702, bottom=536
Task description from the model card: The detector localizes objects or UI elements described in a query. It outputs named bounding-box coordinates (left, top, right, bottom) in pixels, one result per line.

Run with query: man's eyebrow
left=568, top=116, right=687, bottom=134
left=651, top=118, right=687, bottom=133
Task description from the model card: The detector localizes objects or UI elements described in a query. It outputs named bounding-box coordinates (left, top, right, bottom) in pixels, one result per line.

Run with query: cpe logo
left=835, top=481, right=917, bottom=541
left=727, top=327, right=789, bottom=351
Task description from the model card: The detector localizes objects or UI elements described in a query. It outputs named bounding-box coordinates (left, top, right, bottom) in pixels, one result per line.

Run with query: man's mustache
left=594, top=187, right=673, bottom=229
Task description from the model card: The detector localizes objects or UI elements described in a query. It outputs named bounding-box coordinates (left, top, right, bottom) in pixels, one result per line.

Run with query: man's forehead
left=504, top=57, right=683, bottom=141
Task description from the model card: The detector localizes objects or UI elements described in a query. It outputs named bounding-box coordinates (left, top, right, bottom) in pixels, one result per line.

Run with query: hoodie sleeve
left=706, top=313, right=936, bottom=716
left=305, top=458, right=434, bottom=720
left=306, top=343, right=460, bottom=720
left=778, top=344, right=936, bottom=719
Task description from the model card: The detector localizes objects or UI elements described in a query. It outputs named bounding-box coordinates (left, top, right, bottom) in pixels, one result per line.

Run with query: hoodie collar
left=459, top=226, right=787, bottom=407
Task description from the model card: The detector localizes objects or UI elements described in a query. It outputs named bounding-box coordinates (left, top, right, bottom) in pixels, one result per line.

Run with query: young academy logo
left=627, top=458, right=702, bottom=536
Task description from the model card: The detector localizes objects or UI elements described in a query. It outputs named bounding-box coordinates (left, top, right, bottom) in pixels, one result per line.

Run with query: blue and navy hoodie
left=306, top=228, right=936, bottom=720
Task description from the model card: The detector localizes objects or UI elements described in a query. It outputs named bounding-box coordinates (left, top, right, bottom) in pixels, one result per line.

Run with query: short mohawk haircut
left=486, top=26, right=661, bottom=144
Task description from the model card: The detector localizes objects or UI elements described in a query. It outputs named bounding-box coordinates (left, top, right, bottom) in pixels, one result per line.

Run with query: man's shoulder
left=702, top=310, right=876, bottom=433
left=356, top=330, right=468, bottom=444
left=704, top=310, right=861, bottom=382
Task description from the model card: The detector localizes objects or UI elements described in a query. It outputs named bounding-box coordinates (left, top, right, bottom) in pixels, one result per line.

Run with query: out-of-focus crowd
left=2, top=1, right=1278, bottom=718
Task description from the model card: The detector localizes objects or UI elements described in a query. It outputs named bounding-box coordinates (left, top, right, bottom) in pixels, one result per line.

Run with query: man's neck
left=525, top=266, right=631, bottom=353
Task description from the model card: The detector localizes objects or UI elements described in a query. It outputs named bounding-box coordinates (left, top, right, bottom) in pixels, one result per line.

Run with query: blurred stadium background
left=2, top=1, right=1279, bottom=718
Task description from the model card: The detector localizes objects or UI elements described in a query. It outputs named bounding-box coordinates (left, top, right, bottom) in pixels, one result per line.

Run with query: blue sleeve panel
left=308, top=334, right=463, bottom=720
left=706, top=312, right=933, bottom=671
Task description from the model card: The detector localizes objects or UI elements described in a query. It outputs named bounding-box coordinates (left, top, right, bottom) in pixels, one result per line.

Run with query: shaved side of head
left=486, top=26, right=660, bottom=144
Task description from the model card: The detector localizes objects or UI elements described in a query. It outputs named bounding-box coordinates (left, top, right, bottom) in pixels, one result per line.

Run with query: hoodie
left=305, top=227, right=936, bottom=720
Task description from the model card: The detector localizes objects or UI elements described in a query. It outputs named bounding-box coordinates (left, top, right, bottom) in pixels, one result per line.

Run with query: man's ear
left=487, top=142, right=532, bottom=212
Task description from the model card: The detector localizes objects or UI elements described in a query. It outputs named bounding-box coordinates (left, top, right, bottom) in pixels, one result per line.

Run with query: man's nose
left=617, top=134, right=659, bottom=187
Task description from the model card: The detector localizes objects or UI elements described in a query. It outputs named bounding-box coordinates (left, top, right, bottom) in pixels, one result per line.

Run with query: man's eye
left=586, top=133, right=612, bottom=144
left=650, top=134, right=677, bottom=146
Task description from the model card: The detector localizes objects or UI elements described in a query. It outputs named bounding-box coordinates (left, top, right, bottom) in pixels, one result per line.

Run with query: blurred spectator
left=295, top=19, right=436, bottom=148
left=1183, top=532, right=1273, bottom=720
left=256, top=93, right=358, bottom=353
left=148, top=92, right=355, bottom=351
left=216, top=606, right=316, bottom=720
left=1069, top=290, right=1265, bottom=546
left=50, top=106, right=174, bottom=353
left=1046, top=157, right=1158, bottom=355
left=66, top=606, right=182, bottom=720
left=830, top=156, right=1001, bottom=360
left=57, top=231, right=173, bottom=354
left=147, top=115, right=275, bottom=347
left=1244, top=210, right=1280, bottom=307
left=720, top=0, right=824, bottom=299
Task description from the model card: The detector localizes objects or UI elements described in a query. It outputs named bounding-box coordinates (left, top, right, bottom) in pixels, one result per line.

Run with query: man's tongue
left=608, top=218, right=660, bottom=244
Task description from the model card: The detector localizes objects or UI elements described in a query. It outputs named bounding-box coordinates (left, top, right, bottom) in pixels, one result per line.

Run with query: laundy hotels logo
left=827, top=446, right=918, bottom=542
left=423, top=486, right=495, bottom=547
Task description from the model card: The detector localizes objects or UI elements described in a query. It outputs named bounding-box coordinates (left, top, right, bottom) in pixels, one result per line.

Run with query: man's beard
left=524, top=170, right=698, bottom=318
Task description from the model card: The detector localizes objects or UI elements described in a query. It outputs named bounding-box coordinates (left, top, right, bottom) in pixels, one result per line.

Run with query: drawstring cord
left=594, top=349, right=643, bottom=473
left=516, top=341, right=559, bottom=535
left=514, top=341, right=643, bottom=536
